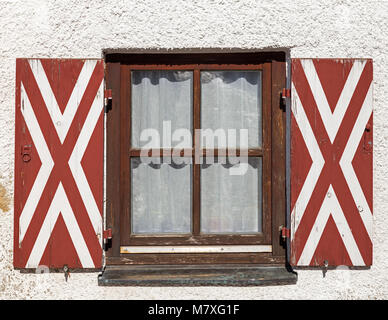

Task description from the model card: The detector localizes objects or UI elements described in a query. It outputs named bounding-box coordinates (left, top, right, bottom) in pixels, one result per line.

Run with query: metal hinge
left=280, top=88, right=290, bottom=111
left=104, top=89, right=112, bottom=113
left=280, top=226, right=290, bottom=239
left=282, top=88, right=291, bottom=99
left=103, top=228, right=112, bottom=251
left=103, top=228, right=112, bottom=240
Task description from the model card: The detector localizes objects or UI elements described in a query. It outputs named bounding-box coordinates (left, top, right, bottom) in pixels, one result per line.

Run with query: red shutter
left=290, top=59, right=373, bottom=267
left=14, top=59, right=104, bottom=269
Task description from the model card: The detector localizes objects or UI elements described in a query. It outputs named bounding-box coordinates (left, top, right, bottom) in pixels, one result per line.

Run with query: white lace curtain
left=131, top=70, right=193, bottom=148
left=201, top=70, right=262, bottom=148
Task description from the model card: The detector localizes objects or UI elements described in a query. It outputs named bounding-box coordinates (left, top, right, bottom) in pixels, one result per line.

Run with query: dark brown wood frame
left=105, top=53, right=286, bottom=265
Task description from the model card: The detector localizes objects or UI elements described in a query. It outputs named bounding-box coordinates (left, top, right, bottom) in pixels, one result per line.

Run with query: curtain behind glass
left=132, top=70, right=193, bottom=148
left=200, top=157, right=262, bottom=233
left=201, top=71, right=262, bottom=148
left=131, top=158, right=192, bottom=234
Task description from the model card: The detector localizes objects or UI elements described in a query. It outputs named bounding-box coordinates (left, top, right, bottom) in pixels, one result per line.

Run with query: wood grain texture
left=105, top=62, right=121, bottom=257
left=99, top=264, right=296, bottom=286
left=271, top=60, right=287, bottom=257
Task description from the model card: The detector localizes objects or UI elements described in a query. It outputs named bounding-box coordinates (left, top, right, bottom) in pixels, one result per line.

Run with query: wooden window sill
left=98, top=264, right=297, bottom=287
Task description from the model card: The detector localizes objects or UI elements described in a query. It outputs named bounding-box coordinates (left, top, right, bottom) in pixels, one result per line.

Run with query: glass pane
left=131, top=70, right=193, bottom=148
left=200, top=157, right=262, bottom=233
left=131, top=157, right=192, bottom=234
left=201, top=71, right=262, bottom=148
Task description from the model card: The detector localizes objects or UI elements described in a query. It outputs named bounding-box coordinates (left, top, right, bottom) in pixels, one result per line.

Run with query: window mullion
left=193, top=68, right=201, bottom=236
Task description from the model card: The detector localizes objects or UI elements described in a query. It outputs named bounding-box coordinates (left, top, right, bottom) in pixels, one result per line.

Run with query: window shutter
left=14, top=59, right=104, bottom=269
left=290, top=58, right=373, bottom=267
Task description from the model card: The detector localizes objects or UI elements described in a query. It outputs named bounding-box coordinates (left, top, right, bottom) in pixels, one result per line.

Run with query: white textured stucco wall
left=0, top=0, right=387, bottom=299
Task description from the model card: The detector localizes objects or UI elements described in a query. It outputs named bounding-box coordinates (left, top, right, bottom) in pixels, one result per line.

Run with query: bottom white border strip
left=120, top=245, right=272, bottom=254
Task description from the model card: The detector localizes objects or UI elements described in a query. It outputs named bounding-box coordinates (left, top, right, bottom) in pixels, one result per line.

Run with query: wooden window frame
left=105, top=52, right=286, bottom=266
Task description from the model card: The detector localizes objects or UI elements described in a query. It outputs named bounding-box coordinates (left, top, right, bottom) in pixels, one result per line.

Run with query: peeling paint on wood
left=98, top=265, right=297, bottom=286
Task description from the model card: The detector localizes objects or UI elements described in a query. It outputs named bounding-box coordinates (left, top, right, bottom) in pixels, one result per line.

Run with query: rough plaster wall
left=0, top=0, right=387, bottom=299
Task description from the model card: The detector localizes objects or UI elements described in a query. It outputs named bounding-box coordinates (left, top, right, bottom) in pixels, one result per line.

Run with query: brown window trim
left=105, top=52, right=286, bottom=266
left=123, top=63, right=269, bottom=247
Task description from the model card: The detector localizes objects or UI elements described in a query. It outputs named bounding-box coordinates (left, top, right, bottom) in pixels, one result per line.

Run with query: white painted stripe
left=297, top=185, right=365, bottom=266
left=26, top=183, right=94, bottom=268
left=68, top=82, right=104, bottom=242
left=120, top=245, right=272, bottom=254
left=339, top=84, right=373, bottom=239
left=28, top=59, right=97, bottom=144
left=19, top=84, right=54, bottom=244
left=301, top=59, right=366, bottom=143
left=291, top=83, right=325, bottom=239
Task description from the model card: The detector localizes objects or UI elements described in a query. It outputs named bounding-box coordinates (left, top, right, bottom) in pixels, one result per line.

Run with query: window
left=105, top=53, right=286, bottom=265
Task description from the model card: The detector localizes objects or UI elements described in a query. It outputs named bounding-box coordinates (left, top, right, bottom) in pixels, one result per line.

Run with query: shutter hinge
left=280, top=226, right=290, bottom=239
left=103, top=228, right=112, bottom=251
left=282, top=88, right=291, bottom=99
left=281, top=88, right=290, bottom=112
left=104, top=89, right=112, bottom=113
left=103, top=228, right=112, bottom=240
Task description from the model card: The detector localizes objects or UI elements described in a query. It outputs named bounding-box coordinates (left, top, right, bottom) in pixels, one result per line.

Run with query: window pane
left=200, top=157, right=262, bottom=233
left=131, top=157, right=191, bottom=234
left=131, top=70, right=193, bottom=148
left=201, top=71, right=262, bottom=148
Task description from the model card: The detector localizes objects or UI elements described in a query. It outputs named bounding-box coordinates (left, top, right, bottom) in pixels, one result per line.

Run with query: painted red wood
left=290, top=59, right=373, bottom=267
left=14, top=59, right=104, bottom=269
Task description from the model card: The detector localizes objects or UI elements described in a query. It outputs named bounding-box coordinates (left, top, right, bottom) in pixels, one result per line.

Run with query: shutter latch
left=104, top=89, right=112, bottom=113
left=21, top=144, right=32, bottom=163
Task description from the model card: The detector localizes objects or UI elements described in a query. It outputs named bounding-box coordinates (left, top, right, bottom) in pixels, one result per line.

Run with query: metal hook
left=322, top=260, right=329, bottom=278
left=63, top=265, right=70, bottom=282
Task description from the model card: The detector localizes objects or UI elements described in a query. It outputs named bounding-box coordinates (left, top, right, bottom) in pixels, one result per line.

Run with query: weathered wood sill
left=98, top=264, right=297, bottom=286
